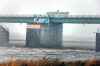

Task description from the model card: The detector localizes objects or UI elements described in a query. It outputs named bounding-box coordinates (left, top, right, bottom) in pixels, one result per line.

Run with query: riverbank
left=0, top=57, right=97, bottom=66
left=0, top=47, right=96, bottom=66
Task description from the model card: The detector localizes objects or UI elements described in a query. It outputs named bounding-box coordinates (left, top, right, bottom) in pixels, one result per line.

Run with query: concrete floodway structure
left=0, top=12, right=100, bottom=49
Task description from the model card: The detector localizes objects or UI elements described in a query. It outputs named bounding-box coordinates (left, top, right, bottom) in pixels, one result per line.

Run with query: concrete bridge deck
left=0, top=15, right=100, bottom=24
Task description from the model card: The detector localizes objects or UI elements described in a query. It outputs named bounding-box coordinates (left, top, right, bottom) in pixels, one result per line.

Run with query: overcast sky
left=0, top=0, right=100, bottom=15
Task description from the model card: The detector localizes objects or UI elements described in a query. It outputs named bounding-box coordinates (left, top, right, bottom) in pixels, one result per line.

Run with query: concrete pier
left=0, top=26, right=9, bottom=46
left=96, top=33, right=100, bottom=52
left=26, top=23, right=63, bottom=48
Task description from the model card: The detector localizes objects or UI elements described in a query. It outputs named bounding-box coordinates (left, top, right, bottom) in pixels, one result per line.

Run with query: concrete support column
left=26, top=23, right=63, bottom=48
left=96, top=33, right=100, bottom=52
left=0, top=26, right=9, bottom=46
left=26, top=24, right=41, bottom=48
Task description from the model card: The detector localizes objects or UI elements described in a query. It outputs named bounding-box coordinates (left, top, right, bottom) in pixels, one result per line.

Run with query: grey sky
left=0, top=0, right=100, bottom=15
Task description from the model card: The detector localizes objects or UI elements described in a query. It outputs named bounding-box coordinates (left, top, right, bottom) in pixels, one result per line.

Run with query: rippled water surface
left=0, top=47, right=96, bottom=63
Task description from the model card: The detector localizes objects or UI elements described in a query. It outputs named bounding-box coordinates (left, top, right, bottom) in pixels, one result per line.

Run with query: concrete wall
left=96, top=33, right=100, bottom=52
left=0, top=23, right=26, bottom=47
left=26, top=23, right=63, bottom=48
left=0, top=26, right=9, bottom=46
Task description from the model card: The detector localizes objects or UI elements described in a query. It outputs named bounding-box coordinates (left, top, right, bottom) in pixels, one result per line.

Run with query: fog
left=63, top=24, right=99, bottom=49
left=0, top=0, right=100, bottom=15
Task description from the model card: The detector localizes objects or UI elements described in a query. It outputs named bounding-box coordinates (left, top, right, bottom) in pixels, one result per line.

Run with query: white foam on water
left=0, top=47, right=95, bottom=62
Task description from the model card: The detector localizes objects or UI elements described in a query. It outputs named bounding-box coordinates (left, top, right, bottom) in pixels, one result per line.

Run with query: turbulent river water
left=0, top=47, right=96, bottom=63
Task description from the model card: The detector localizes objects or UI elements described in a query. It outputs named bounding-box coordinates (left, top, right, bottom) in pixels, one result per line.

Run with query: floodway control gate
left=0, top=15, right=100, bottom=50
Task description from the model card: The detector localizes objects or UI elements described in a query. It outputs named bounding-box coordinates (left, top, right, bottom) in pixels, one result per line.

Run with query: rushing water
left=0, top=47, right=96, bottom=63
